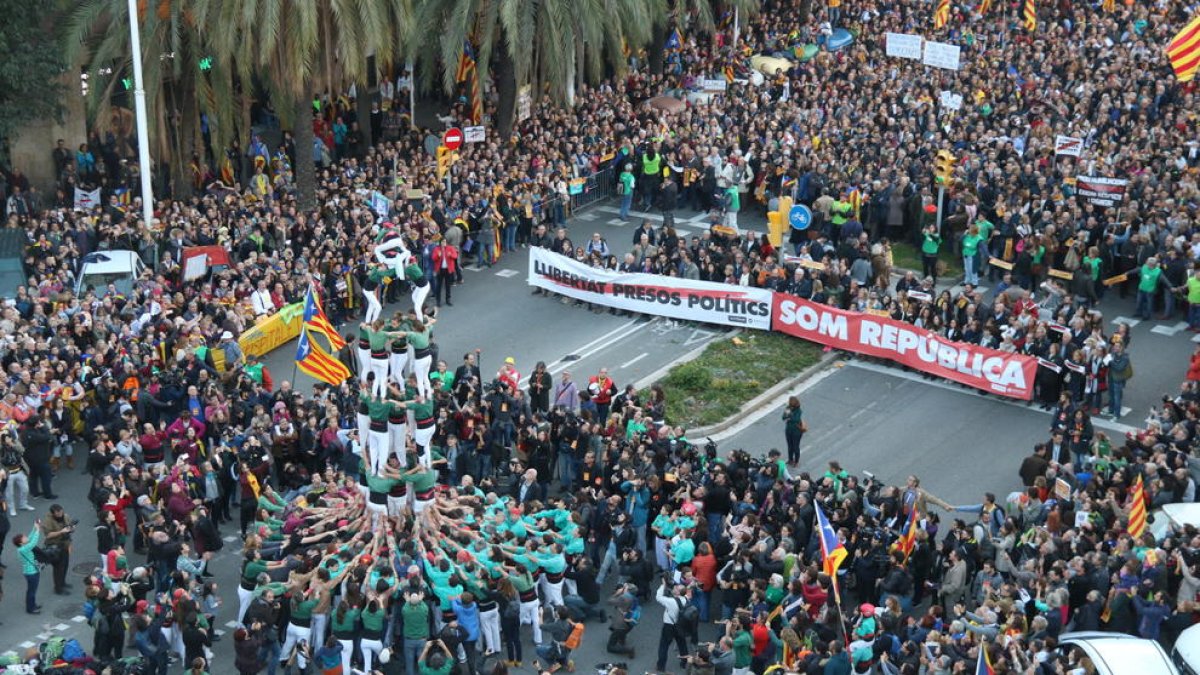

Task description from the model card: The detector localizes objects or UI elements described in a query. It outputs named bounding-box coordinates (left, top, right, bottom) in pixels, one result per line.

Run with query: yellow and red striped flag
left=295, top=324, right=351, bottom=386
left=979, top=0, right=993, bottom=15
left=1102, top=0, right=1116, bottom=12
left=1023, top=0, right=1037, bottom=31
left=1127, top=475, right=1147, bottom=539
left=934, top=0, right=950, bottom=28
left=1168, top=16, right=1200, bottom=83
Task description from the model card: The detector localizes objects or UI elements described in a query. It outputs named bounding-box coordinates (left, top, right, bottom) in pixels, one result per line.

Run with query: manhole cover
left=72, top=562, right=97, bottom=575
left=54, top=605, right=79, bottom=619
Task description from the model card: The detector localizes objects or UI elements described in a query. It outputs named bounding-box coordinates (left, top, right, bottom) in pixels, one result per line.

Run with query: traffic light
left=934, top=150, right=955, bottom=184
left=436, top=145, right=459, bottom=180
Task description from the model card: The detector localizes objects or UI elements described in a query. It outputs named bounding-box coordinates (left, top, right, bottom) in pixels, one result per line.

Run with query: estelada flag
left=1127, top=475, right=1147, bottom=539
left=295, top=324, right=351, bottom=386
left=1023, top=0, right=1037, bottom=31
left=975, top=644, right=994, bottom=675
left=893, top=508, right=919, bottom=561
left=815, top=503, right=847, bottom=600
left=1102, top=0, right=1115, bottom=11
left=934, top=0, right=950, bottom=28
left=302, top=283, right=347, bottom=351
left=1168, top=16, right=1200, bottom=82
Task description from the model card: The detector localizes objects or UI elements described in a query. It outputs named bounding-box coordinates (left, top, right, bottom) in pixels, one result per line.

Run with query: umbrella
left=646, top=96, right=686, bottom=113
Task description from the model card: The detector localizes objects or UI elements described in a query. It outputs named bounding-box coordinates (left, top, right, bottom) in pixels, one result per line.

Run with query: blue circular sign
left=789, top=204, right=813, bottom=230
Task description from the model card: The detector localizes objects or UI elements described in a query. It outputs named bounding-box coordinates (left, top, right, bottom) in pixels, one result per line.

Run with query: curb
left=632, top=328, right=742, bottom=391
left=688, top=349, right=839, bottom=437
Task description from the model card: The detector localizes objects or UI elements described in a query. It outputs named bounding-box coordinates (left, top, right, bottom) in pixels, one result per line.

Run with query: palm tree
left=190, top=0, right=413, bottom=208
left=647, top=0, right=760, bottom=75
left=64, top=0, right=212, bottom=197
left=412, top=0, right=660, bottom=137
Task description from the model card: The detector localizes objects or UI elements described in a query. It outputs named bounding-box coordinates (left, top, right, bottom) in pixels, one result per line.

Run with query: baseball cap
left=505, top=357, right=515, bottom=364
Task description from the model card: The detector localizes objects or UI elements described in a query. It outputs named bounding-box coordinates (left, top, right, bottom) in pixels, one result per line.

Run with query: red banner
left=772, top=296, right=1038, bottom=400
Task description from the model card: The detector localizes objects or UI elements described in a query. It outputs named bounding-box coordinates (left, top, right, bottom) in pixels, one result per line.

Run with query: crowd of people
left=0, top=0, right=1198, bottom=674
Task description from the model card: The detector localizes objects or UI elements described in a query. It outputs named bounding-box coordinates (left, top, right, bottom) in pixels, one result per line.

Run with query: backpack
left=675, top=598, right=699, bottom=633
left=624, top=603, right=641, bottom=626
left=62, top=638, right=86, bottom=662
left=563, top=621, right=585, bottom=650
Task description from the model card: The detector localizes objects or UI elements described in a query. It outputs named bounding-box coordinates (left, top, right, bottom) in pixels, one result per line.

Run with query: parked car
left=1058, top=632, right=1179, bottom=675
left=74, top=250, right=146, bottom=297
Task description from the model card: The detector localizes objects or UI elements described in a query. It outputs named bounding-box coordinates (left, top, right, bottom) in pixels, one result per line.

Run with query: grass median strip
left=891, top=241, right=963, bottom=278
left=648, top=332, right=824, bottom=429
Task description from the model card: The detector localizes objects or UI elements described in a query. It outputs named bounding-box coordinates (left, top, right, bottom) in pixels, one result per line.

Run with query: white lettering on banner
left=773, top=297, right=1034, bottom=398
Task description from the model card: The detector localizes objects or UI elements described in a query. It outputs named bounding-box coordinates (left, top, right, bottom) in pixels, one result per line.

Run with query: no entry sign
left=442, top=127, right=463, bottom=151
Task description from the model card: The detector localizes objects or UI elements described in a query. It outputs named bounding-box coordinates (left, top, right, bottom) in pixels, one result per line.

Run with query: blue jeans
left=503, top=224, right=517, bottom=251
left=564, top=594, right=605, bottom=621
left=963, top=254, right=979, bottom=285
left=1136, top=290, right=1154, bottom=319
left=596, top=542, right=618, bottom=585
left=1189, top=303, right=1200, bottom=329
left=1109, top=379, right=1125, bottom=417
left=492, top=421, right=514, bottom=449
left=1164, top=288, right=1176, bottom=318
left=25, top=571, right=38, bottom=612
left=620, top=193, right=633, bottom=220
left=694, top=589, right=711, bottom=622
left=404, top=637, right=425, bottom=675
left=478, top=236, right=495, bottom=267
left=706, top=513, right=724, bottom=542
left=259, top=639, right=282, bottom=675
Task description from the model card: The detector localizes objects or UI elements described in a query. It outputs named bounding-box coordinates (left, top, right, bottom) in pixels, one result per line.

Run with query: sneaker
left=19, top=505, right=34, bottom=511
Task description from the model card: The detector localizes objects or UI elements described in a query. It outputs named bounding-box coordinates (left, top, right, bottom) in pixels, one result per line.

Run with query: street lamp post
left=126, top=0, right=157, bottom=268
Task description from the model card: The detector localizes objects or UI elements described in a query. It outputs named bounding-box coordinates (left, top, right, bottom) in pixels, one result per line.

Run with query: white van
left=1173, top=623, right=1200, bottom=674
left=74, top=250, right=147, bottom=297
left=1058, top=632, right=1179, bottom=675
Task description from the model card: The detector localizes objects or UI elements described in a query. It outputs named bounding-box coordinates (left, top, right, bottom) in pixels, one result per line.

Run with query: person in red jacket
left=431, top=237, right=460, bottom=307
left=588, top=369, right=618, bottom=423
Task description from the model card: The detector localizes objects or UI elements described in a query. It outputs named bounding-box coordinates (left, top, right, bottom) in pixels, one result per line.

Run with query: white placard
left=1055, top=135, right=1084, bottom=157
left=939, top=91, right=964, bottom=111
left=183, top=254, right=208, bottom=282
left=700, top=78, right=728, bottom=92
left=74, top=187, right=101, bottom=211
left=464, top=126, right=486, bottom=143
left=886, top=33, right=923, bottom=60
left=923, top=41, right=961, bottom=70
left=369, top=191, right=392, bottom=220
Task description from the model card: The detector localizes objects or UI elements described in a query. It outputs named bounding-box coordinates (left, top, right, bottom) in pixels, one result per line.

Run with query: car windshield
left=79, top=271, right=135, bottom=296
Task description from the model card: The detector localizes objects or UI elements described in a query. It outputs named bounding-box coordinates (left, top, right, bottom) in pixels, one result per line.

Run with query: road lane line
left=517, top=318, right=646, bottom=387
left=621, top=352, right=649, bottom=369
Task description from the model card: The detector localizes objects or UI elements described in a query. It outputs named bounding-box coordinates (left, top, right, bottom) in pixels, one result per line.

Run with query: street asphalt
left=0, top=199, right=1193, bottom=673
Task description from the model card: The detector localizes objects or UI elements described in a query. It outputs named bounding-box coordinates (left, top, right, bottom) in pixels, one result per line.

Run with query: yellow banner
left=212, top=302, right=305, bottom=371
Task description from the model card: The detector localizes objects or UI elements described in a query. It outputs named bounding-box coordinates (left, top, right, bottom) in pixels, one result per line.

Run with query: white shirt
left=251, top=289, right=275, bottom=316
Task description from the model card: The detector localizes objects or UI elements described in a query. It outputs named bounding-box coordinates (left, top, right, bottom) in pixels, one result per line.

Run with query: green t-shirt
left=405, top=469, right=437, bottom=493
left=619, top=171, right=635, bottom=195
left=405, top=263, right=424, bottom=283
left=733, top=630, right=753, bottom=668
left=331, top=607, right=360, bottom=634
left=962, top=233, right=982, bottom=257
left=420, top=660, right=453, bottom=675
left=1187, top=277, right=1200, bottom=304
left=921, top=232, right=942, bottom=255
left=430, top=370, right=455, bottom=392
left=243, top=559, right=268, bottom=583
left=408, top=327, right=432, bottom=350
left=368, top=328, right=392, bottom=352
left=402, top=601, right=431, bottom=639
left=1139, top=265, right=1163, bottom=293
left=367, top=398, right=391, bottom=424
left=361, top=606, right=387, bottom=632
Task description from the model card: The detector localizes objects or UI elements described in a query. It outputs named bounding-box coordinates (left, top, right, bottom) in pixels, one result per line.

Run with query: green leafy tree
left=647, top=0, right=759, bottom=75
left=413, top=0, right=660, bottom=137
left=0, top=0, right=66, bottom=162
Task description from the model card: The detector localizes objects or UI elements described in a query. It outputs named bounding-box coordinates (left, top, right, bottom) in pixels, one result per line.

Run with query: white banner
left=74, top=187, right=100, bottom=211
left=700, top=78, right=728, bottom=91
left=939, top=91, right=963, bottom=111
left=370, top=191, right=392, bottom=220
left=528, top=248, right=773, bottom=329
left=183, top=253, right=208, bottom=282
left=923, top=41, right=961, bottom=70
left=886, top=33, right=923, bottom=60
left=1055, top=135, right=1084, bottom=157
left=464, top=126, right=486, bottom=143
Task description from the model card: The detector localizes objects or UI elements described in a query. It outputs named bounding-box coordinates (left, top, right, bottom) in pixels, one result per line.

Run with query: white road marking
left=843, top=360, right=1139, bottom=434
left=1113, top=316, right=1141, bottom=327
left=495, top=269, right=519, bottom=278
left=226, top=620, right=241, bottom=628
left=576, top=212, right=599, bottom=221
left=621, top=352, right=649, bottom=369
left=685, top=328, right=717, bottom=347
left=709, top=366, right=841, bottom=443
left=71, top=615, right=88, bottom=623
left=1151, top=325, right=1182, bottom=336
left=53, top=623, right=69, bottom=631
left=517, top=318, right=647, bottom=387
left=18, top=641, right=34, bottom=649
left=222, top=535, right=238, bottom=543
left=607, top=219, right=628, bottom=226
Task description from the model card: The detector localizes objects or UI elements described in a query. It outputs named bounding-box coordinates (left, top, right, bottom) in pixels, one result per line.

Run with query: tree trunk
left=495, top=47, right=518, bottom=138
left=799, top=0, right=812, bottom=25
left=292, top=93, right=317, bottom=210
left=648, top=21, right=668, bottom=75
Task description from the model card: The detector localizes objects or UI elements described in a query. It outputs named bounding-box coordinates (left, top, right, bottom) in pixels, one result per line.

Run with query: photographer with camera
left=41, top=503, right=75, bottom=595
